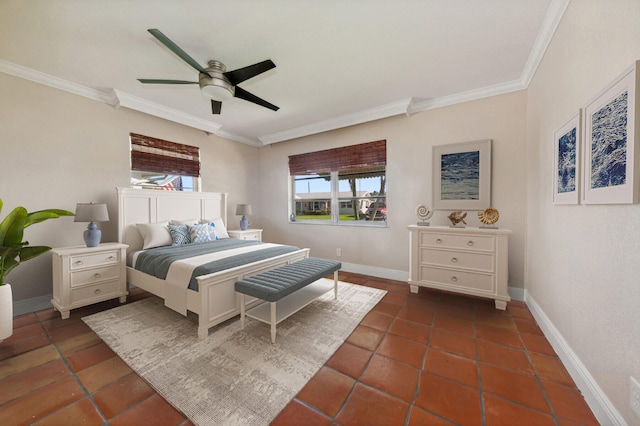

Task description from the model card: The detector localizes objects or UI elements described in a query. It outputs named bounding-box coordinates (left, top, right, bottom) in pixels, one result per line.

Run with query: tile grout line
left=33, top=313, right=110, bottom=425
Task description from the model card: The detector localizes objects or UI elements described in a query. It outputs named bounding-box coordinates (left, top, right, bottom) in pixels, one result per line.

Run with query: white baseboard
left=13, top=294, right=53, bottom=317
left=525, top=291, right=625, bottom=426
left=340, top=262, right=409, bottom=282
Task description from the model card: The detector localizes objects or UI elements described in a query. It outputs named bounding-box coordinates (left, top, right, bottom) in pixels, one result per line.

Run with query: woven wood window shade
left=130, top=133, right=200, bottom=177
left=288, top=140, right=386, bottom=175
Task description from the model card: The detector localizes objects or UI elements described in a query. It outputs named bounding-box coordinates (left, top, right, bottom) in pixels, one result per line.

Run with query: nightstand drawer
left=237, top=234, right=259, bottom=241
left=70, top=250, right=120, bottom=270
left=70, top=280, right=120, bottom=304
left=70, top=265, right=120, bottom=287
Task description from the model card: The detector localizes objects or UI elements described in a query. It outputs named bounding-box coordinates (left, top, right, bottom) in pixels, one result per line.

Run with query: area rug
left=82, top=279, right=386, bottom=426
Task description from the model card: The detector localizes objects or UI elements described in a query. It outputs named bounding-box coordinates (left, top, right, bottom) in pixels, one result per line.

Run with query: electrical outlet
left=336, top=248, right=342, bottom=257
left=631, top=376, right=640, bottom=419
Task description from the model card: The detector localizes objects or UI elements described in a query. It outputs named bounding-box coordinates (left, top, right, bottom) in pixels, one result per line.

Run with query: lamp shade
left=235, top=204, right=252, bottom=216
left=74, top=203, right=109, bottom=222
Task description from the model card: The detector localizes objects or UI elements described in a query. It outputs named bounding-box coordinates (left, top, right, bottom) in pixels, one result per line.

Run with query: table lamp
left=74, top=203, right=109, bottom=247
left=235, top=204, right=252, bottom=231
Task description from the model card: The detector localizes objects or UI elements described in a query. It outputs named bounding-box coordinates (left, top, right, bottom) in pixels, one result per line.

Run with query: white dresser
left=51, top=243, right=128, bottom=319
left=408, top=226, right=511, bottom=309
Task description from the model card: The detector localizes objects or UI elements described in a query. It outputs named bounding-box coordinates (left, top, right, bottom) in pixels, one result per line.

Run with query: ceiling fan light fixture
left=200, top=83, right=234, bottom=102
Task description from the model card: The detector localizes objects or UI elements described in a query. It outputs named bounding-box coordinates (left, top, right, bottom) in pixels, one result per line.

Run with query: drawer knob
left=435, top=238, right=443, bottom=244
left=450, top=276, right=458, bottom=282
left=467, top=240, right=475, bottom=247
left=94, top=289, right=101, bottom=295
left=93, top=273, right=101, bottom=278
left=451, top=257, right=458, bottom=263
left=107, top=256, right=115, bottom=260
left=74, top=260, right=83, bottom=266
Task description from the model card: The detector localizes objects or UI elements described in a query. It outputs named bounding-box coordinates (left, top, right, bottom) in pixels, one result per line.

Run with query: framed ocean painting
left=583, top=61, right=639, bottom=204
left=553, top=112, right=581, bottom=205
left=433, top=139, right=491, bottom=210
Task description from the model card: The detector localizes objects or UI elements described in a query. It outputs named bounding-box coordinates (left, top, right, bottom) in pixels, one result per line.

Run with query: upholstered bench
left=235, top=257, right=341, bottom=343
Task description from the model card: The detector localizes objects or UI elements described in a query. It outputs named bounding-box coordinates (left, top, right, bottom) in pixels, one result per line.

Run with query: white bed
left=117, top=188, right=310, bottom=338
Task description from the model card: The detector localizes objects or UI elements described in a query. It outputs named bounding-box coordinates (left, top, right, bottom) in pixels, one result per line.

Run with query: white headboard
left=117, top=187, right=228, bottom=255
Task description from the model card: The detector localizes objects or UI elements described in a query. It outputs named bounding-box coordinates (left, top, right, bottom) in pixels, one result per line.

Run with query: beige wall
left=526, top=0, right=640, bottom=423
left=5, top=1, right=638, bottom=420
left=0, top=72, right=259, bottom=302
left=257, top=90, right=528, bottom=287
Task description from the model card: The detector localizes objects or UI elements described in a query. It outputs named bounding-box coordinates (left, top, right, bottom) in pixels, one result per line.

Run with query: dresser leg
left=119, top=296, right=127, bottom=303
left=60, top=310, right=70, bottom=320
left=494, top=300, right=507, bottom=310
left=409, top=284, right=419, bottom=294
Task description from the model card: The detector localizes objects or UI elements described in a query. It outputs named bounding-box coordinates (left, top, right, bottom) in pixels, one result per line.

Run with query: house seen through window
left=130, top=133, right=200, bottom=191
left=289, top=140, right=387, bottom=225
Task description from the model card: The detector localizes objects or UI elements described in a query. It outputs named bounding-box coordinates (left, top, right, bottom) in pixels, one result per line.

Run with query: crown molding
left=213, top=129, right=262, bottom=147
left=0, top=59, right=115, bottom=104
left=258, top=98, right=414, bottom=145
left=520, top=0, right=571, bottom=87
left=111, top=90, right=222, bottom=134
left=411, top=78, right=526, bottom=112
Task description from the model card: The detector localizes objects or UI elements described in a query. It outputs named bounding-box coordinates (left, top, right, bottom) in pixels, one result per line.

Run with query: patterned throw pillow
left=188, top=224, right=218, bottom=244
left=167, top=224, right=191, bottom=245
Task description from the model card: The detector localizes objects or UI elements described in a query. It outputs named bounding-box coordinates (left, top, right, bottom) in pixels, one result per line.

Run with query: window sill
left=288, top=220, right=388, bottom=228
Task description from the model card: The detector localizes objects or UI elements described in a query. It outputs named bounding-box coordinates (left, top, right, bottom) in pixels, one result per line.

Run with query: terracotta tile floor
left=0, top=273, right=599, bottom=425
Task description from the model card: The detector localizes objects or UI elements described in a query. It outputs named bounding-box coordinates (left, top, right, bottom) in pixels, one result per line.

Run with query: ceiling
left=0, top=0, right=567, bottom=146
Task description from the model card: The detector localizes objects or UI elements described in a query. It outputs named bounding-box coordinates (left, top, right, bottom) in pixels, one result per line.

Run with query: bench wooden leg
left=270, top=302, right=277, bottom=344
left=334, top=270, right=339, bottom=299
left=239, top=293, right=246, bottom=329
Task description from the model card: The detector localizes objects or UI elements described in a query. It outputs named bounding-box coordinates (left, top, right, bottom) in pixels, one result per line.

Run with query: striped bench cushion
left=234, top=257, right=341, bottom=302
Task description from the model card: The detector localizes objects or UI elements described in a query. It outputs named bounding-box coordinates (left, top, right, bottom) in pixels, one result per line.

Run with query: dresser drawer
left=70, top=280, right=120, bottom=304
left=70, top=250, right=120, bottom=270
left=419, top=266, right=495, bottom=292
left=70, top=265, right=121, bottom=287
left=421, top=248, right=494, bottom=272
left=420, top=232, right=494, bottom=251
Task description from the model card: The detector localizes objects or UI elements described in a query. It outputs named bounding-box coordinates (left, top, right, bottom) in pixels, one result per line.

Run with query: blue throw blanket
left=135, top=239, right=300, bottom=291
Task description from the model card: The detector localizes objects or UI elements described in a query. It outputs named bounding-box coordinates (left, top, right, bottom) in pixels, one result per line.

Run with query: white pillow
left=169, top=218, right=199, bottom=225
left=137, top=221, right=172, bottom=249
left=199, top=218, right=229, bottom=239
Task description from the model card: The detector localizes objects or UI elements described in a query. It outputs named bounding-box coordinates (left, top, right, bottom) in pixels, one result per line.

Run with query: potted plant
left=0, top=199, right=74, bottom=341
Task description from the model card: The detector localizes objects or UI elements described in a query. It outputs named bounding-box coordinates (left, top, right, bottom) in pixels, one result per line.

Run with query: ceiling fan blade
left=211, top=100, right=222, bottom=115
left=147, top=29, right=209, bottom=75
left=224, top=60, right=276, bottom=86
left=234, top=86, right=279, bottom=111
left=138, top=79, right=198, bottom=84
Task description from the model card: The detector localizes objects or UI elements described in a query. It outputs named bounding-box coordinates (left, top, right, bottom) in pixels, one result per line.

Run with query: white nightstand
left=51, top=242, right=128, bottom=319
left=228, top=229, right=263, bottom=242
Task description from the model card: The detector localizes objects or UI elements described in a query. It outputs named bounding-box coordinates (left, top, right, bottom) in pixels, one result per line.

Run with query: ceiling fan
left=138, top=29, right=278, bottom=114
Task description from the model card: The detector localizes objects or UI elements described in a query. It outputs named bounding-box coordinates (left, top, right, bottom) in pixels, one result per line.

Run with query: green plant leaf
left=25, top=209, right=75, bottom=227
left=0, top=246, right=20, bottom=285
left=0, top=207, right=27, bottom=247
left=19, top=246, right=52, bottom=262
left=0, top=200, right=74, bottom=286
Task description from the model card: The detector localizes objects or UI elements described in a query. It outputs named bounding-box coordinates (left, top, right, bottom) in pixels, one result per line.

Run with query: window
left=289, top=140, right=387, bottom=225
left=130, top=133, right=200, bottom=191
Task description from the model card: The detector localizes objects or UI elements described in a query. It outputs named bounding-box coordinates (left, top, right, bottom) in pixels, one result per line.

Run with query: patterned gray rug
left=83, top=279, right=386, bottom=426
